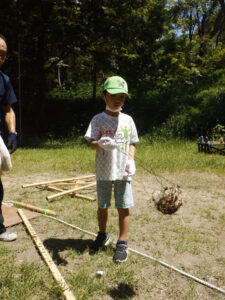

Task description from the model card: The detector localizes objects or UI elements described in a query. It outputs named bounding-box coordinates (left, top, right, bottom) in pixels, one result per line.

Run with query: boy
left=85, top=76, right=139, bottom=262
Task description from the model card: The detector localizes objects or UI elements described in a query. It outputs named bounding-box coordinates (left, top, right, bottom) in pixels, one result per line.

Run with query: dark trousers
left=0, top=178, right=6, bottom=234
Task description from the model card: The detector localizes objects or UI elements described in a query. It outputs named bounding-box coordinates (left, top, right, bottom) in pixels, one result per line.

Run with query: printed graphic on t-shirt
left=115, top=126, right=131, bottom=152
left=85, top=112, right=139, bottom=180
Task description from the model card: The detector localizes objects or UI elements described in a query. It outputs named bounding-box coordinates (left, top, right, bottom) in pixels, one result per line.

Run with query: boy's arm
left=129, top=144, right=136, bottom=159
left=90, top=140, right=101, bottom=150
left=124, top=144, right=136, bottom=176
left=90, top=137, right=118, bottom=151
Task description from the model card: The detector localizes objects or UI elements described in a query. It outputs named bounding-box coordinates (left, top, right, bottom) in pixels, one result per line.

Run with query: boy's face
left=102, top=91, right=126, bottom=111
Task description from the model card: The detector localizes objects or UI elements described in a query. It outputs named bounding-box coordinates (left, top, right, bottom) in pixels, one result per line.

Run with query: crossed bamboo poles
left=22, top=174, right=96, bottom=202
left=15, top=174, right=96, bottom=300
left=11, top=174, right=96, bottom=217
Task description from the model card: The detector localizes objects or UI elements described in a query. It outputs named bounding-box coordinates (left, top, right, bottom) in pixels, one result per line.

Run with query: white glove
left=0, top=136, right=12, bottom=172
left=124, top=159, right=136, bottom=176
left=98, top=137, right=118, bottom=151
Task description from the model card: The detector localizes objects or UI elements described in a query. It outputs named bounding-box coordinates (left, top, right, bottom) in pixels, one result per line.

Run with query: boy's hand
left=98, top=137, right=118, bottom=151
left=124, top=159, right=136, bottom=176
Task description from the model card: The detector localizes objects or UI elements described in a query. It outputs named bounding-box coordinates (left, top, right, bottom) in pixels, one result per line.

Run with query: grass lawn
left=0, top=138, right=225, bottom=299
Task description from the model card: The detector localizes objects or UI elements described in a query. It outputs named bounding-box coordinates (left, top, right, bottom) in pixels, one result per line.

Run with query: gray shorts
left=97, top=180, right=134, bottom=209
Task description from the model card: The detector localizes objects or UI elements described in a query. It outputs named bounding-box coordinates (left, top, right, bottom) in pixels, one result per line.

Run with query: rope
left=119, top=147, right=178, bottom=189
left=42, top=214, right=225, bottom=296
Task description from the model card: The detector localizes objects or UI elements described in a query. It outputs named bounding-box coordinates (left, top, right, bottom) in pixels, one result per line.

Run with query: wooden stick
left=46, top=182, right=96, bottom=201
left=13, top=201, right=56, bottom=216
left=73, top=194, right=95, bottom=201
left=45, top=185, right=95, bottom=194
left=45, top=186, right=64, bottom=192
left=45, top=186, right=95, bottom=201
left=17, top=209, right=76, bottom=300
left=21, top=175, right=96, bottom=188
left=48, top=185, right=96, bottom=201
left=46, top=181, right=93, bottom=186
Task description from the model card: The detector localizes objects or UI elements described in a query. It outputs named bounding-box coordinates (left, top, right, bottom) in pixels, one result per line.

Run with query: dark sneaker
left=89, top=232, right=111, bottom=252
left=113, top=240, right=128, bottom=263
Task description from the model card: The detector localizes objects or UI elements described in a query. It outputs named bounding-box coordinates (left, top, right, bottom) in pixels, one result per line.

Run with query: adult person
left=0, top=34, right=18, bottom=241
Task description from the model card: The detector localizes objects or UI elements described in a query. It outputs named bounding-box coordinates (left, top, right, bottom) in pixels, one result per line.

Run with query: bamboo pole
left=12, top=201, right=56, bottom=216
left=45, top=186, right=96, bottom=201
left=47, top=186, right=96, bottom=201
left=45, top=186, right=64, bottom=192
left=17, top=209, right=76, bottom=300
left=46, top=187, right=96, bottom=201
left=21, top=175, right=96, bottom=188
left=39, top=184, right=96, bottom=201
left=46, top=181, right=92, bottom=186
left=73, top=194, right=95, bottom=201
left=46, top=182, right=96, bottom=201
left=46, top=186, right=96, bottom=196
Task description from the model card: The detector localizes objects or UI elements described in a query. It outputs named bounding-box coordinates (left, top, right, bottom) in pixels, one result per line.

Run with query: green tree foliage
left=0, top=0, right=225, bottom=141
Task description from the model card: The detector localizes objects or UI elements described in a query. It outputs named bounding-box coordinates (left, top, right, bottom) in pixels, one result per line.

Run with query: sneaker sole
left=0, top=237, right=17, bottom=242
left=114, top=256, right=128, bottom=263
left=113, top=249, right=128, bottom=263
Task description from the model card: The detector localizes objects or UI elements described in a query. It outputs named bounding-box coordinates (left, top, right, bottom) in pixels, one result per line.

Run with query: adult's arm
left=2, top=104, right=17, bottom=153
left=2, top=104, right=16, bottom=134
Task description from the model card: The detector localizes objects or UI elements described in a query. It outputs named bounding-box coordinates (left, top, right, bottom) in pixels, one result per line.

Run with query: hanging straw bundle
left=152, top=185, right=183, bottom=214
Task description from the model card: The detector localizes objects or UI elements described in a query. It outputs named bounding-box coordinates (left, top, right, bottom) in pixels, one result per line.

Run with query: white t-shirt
left=85, top=112, right=139, bottom=181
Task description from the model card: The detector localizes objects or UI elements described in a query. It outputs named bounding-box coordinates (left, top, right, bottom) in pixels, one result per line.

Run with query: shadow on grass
left=108, top=283, right=136, bottom=299
left=43, top=238, right=92, bottom=265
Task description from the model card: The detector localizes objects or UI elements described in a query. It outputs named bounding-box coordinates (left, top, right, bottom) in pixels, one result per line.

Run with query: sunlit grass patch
left=1, top=136, right=225, bottom=299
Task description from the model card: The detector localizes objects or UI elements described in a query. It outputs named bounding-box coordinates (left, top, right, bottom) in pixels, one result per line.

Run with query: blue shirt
left=0, top=71, right=17, bottom=123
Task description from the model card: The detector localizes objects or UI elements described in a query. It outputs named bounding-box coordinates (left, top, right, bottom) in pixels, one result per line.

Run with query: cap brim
left=106, top=88, right=129, bottom=97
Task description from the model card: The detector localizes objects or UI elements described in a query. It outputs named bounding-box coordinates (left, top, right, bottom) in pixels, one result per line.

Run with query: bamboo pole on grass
left=46, top=181, right=92, bottom=186
left=22, top=175, right=95, bottom=188
left=73, top=194, right=95, bottom=201
left=46, top=182, right=96, bottom=201
left=13, top=201, right=56, bottom=216
left=45, top=186, right=64, bottom=192
left=45, top=186, right=95, bottom=201
left=17, top=209, right=76, bottom=300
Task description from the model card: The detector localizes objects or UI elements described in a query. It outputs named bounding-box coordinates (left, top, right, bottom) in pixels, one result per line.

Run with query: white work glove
left=124, top=159, right=136, bottom=176
left=0, top=136, right=12, bottom=172
left=98, top=137, right=118, bottom=151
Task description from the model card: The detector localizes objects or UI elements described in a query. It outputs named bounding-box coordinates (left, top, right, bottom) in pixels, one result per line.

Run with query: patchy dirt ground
left=1, top=171, right=225, bottom=299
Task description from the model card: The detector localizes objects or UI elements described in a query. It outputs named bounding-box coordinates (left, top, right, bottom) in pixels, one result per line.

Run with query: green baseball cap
left=103, top=76, right=129, bottom=96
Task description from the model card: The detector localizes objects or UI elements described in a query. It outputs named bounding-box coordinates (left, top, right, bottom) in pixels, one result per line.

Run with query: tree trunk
left=92, top=59, right=97, bottom=101
left=219, top=0, right=225, bottom=17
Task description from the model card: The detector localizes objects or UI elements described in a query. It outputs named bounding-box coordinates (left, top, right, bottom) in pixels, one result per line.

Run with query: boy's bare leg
left=98, top=208, right=108, bottom=232
left=117, top=208, right=129, bottom=240
left=89, top=208, right=110, bottom=252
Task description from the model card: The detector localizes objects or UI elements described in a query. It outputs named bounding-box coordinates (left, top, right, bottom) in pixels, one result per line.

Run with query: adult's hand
left=8, top=132, right=17, bottom=154
left=0, top=136, right=12, bottom=171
